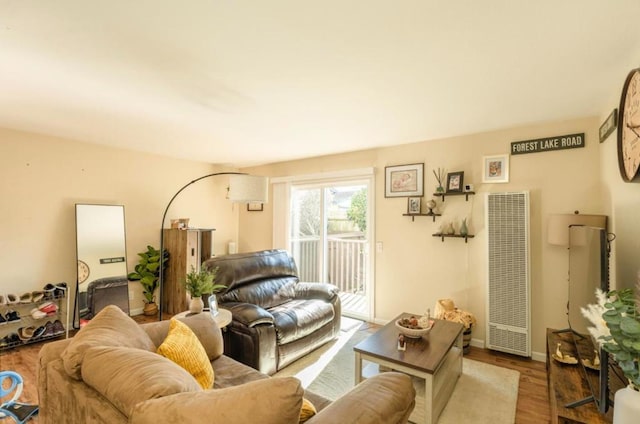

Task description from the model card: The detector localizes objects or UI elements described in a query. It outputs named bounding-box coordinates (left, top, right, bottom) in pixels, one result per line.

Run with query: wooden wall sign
left=599, top=109, right=617, bottom=143
left=511, top=133, right=585, bottom=155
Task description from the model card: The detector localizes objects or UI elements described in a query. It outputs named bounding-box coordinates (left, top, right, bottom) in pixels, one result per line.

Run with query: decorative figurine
left=397, top=334, right=406, bottom=351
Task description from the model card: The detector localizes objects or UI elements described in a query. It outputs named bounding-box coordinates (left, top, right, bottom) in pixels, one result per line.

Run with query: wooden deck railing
left=291, top=236, right=367, bottom=294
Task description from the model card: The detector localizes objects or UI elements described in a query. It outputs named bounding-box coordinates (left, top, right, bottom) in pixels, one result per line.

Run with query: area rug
left=275, top=328, right=520, bottom=424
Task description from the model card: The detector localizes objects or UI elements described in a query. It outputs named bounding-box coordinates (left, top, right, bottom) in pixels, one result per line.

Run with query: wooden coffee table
left=354, top=312, right=463, bottom=424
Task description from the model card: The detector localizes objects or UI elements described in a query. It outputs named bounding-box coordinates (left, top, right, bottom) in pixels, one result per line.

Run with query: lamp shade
left=547, top=213, right=607, bottom=246
left=228, top=175, right=269, bottom=203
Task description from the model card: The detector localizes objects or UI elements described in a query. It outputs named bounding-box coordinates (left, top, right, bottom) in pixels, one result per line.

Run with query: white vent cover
left=486, top=191, right=531, bottom=357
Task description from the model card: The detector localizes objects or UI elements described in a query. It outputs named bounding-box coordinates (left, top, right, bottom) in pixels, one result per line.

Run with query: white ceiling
left=1, top=1, right=640, bottom=166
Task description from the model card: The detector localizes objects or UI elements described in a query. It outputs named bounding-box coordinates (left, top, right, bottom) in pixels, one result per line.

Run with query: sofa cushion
left=129, top=377, right=304, bottom=424
left=61, top=305, right=156, bottom=380
left=157, top=318, right=214, bottom=389
left=81, top=345, right=202, bottom=417
left=270, top=299, right=335, bottom=344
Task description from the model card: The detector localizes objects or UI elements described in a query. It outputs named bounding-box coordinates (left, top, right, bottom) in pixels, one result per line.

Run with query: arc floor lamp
left=158, top=172, right=269, bottom=320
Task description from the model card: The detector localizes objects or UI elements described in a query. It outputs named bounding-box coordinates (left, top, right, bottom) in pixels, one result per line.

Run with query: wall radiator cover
left=486, top=191, right=531, bottom=357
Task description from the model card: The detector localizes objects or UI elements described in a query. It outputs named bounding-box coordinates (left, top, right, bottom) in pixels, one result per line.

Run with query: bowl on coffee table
left=395, top=318, right=434, bottom=338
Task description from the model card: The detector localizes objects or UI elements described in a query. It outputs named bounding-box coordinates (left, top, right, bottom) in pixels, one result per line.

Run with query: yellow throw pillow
left=299, top=397, right=317, bottom=423
left=157, top=318, right=214, bottom=389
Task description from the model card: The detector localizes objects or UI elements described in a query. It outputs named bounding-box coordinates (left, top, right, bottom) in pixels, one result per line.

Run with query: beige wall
left=242, top=116, right=604, bottom=357
left=0, top=128, right=241, bottom=314
left=4, top=110, right=636, bottom=359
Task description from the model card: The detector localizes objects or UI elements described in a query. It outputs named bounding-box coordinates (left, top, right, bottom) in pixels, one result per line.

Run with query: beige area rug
left=275, top=326, right=520, bottom=424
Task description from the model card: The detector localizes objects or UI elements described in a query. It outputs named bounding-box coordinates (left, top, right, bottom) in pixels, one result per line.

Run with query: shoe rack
left=0, top=286, right=69, bottom=352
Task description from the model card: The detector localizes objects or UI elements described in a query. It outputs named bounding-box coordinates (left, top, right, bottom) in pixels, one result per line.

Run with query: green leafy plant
left=600, top=287, right=640, bottom=389
left=127, top=245, right=168, bottom=304
left=346, top=188, right=367, bottom=231
left=183, top=266, right=225, bottom=298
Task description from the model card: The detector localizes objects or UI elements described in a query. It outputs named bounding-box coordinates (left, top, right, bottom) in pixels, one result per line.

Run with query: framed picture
left=385, top=163, right=424, bottom=197
left=482, top=154, right=510, bottom=183
left=407, top=197, right=421, bottom=214
left=446, top=172, right=464, bottom=192
left=247, top=202, right=263, bottom=212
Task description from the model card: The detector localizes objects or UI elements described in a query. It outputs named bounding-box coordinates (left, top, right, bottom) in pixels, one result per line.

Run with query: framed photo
left=247, top=202, right=263, bottom=212
left=482, top=154, right=509, bottom=183
left=407, top=197, right=421, bottom=214
left=385, top=163, right=424, bottom=197
left=446, top=172, right=464, bottom=192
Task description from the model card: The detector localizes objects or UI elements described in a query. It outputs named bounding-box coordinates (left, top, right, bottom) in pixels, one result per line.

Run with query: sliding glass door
left=290, top=181, right=371, bottom=319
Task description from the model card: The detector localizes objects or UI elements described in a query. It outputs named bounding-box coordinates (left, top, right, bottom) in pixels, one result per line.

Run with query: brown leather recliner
left=202, top=249, right=341, bottom=375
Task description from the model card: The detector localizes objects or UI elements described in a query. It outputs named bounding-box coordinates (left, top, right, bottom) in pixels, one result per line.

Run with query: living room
left=2, top=2, right=640, bottom=423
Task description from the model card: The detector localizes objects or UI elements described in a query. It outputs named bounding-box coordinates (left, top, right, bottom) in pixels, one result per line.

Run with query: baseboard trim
left=130, top=307, right=143, bottom=316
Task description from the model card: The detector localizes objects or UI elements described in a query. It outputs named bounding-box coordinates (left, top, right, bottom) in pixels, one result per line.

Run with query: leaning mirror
left=74, top=204, right=129, bottom=326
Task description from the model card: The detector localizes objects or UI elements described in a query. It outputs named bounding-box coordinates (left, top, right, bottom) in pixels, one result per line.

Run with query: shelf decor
left=385, top=163, right=424, bottom=197
left=407, top=197, right=421, bottom=214
left=446, top=171, right=464, bottom=193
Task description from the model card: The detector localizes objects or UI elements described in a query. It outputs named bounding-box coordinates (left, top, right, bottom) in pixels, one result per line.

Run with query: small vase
left=445, top=222, right=455, bottom=235
left=613, top=385, right=640, bottom=424
left=460, top=219, right=468, bottom=237
left=189, top=297, right=204, bottom=314
left=436, top=186, right=445, bottom=194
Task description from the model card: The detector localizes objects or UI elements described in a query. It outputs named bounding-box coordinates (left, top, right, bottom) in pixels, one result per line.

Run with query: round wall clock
left=77, top=260, right=90, bottom=284
left=617, top=68, right=640, bottom=182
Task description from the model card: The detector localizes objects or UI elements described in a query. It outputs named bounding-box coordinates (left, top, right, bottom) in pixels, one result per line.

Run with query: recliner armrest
left=226, top=302, right=275, bottom=327
left=294, top=282, right=339, bottom=302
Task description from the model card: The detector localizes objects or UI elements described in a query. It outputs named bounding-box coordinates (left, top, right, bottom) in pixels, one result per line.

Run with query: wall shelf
left=402, top=212, right=441, bottom=222
left=432, top=233, right=474, bottom=243
left=433, top=191, right=475, bottom=202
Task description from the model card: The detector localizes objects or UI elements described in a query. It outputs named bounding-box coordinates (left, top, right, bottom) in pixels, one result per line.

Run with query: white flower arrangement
left=580, top=288, right=612, bottom=345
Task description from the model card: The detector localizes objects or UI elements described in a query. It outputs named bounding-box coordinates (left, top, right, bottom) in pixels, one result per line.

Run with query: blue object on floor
left=0, top=371, right=39, bottom=423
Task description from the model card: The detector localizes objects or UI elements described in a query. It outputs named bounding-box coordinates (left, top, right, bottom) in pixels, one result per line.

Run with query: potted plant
left=583, top=285, right=640, bottom=423
left=183, top=265, right=225, bottom=314
left=127, top=245, right=168, bottom=316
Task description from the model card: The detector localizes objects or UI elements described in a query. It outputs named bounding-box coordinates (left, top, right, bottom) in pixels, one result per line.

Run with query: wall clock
left=617, top=68, right=640, bottom=182
left=77, top=260, right=90, bottom=284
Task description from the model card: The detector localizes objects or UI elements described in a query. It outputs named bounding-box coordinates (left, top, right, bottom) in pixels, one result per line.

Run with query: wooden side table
left=173, top=308, right=232, bottom=329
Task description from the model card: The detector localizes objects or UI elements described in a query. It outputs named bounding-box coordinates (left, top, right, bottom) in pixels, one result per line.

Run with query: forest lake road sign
left=511, top=133, right=585, bottom=155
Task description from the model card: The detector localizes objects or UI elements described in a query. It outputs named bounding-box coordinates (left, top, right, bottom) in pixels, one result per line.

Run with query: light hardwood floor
left=1, top=318, right=550, bottom=423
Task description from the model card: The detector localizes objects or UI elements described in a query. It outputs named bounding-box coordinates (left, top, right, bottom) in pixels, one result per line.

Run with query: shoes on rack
left=33, top=325, right=46, bottom=338
left=6, top=294, right=19, bottom=304
left=52, top=320, right=65, bottom=335
left=38, top=301, right=58, bottom=315
left=0, top=294, right=6, bottom=305
left=53, top=283, right=67, bottom=298
left=0, top=312, right=6, bottom=325
left=19, top=292, right=33, bottom=303
left=30, top=308, right=47, bottom=320
left=42, top=284, right=56, bottom=299
left=42, top=321, right=56, bottom=338
left=31, top=291, right=45, bottom=302
left=1, top=332, right=21, bottom=347
left=5, top=310, right=21, bottom=323
left=17, top=326, right=35, bottom=341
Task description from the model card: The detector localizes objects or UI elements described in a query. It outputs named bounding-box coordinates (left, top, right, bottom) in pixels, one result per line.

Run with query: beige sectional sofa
left=38, top=306, right=416, bottom=423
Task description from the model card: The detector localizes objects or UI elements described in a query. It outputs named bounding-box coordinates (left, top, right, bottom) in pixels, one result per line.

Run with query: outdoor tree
left=295, top=190, right=321, bottom=236
left=347, top=188, right=367, bottom=231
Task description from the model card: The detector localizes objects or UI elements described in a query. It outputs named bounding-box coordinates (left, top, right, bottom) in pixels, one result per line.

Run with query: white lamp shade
left=228, top=175, right=269, bottom=203
left=547, top=214, right=607, bottom=246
